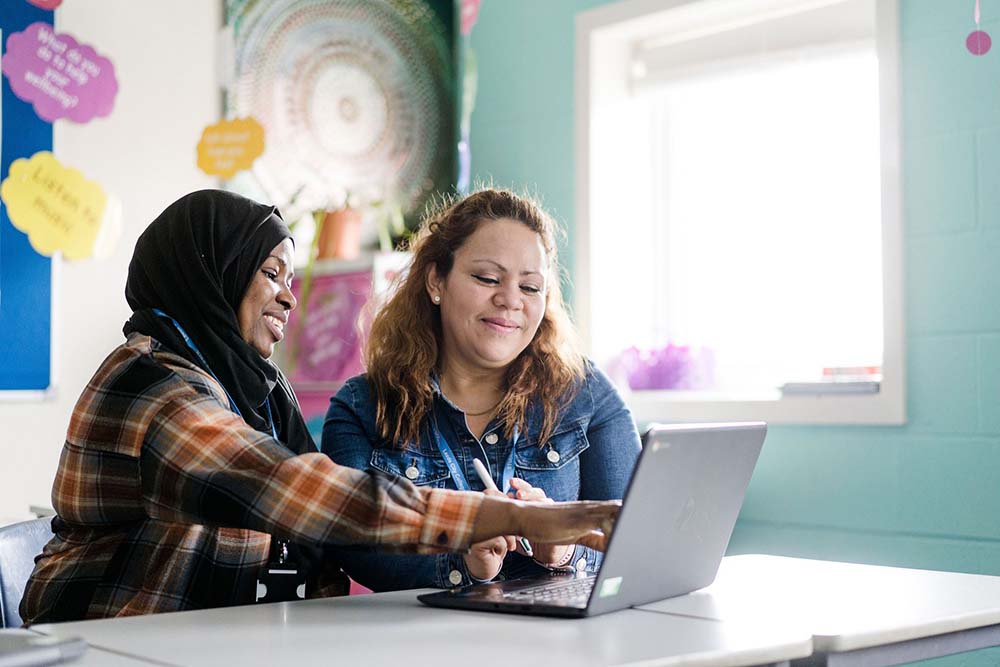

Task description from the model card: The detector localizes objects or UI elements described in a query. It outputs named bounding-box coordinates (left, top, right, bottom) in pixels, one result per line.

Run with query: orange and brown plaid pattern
left=20, top=334, right=482, bottom=624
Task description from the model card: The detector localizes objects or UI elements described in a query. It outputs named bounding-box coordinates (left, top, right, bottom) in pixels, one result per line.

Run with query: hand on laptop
left=514, top=500, right=618, bottom=553
left=472, top=495, right=619, bottom=554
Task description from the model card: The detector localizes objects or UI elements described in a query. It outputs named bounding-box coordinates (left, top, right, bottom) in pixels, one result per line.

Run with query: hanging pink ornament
left=968, top=30, right=992, bottom=54
left=968, top=0, right=992, bottom=55
left=460, top=0, right=481, bottom=36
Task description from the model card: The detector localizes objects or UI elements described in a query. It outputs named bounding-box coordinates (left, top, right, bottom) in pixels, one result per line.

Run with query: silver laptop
left=418, top=422, right=766, bottom=618
left=0, top=631, right=86, bottom=667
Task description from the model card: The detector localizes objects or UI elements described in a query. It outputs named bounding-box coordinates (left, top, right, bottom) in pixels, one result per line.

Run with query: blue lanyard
left=151, top=308, right=277, bottom=440
left=431, top=413, right=518, bottom=493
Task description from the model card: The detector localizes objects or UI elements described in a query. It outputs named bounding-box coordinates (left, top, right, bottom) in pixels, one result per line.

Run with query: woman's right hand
left=464, top=488, right=518, bottom=581
left=463, top=535, right=514, bottom=581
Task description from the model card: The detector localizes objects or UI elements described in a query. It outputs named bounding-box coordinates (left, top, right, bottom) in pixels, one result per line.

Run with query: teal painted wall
left=468, top=0, right=610, bottom=276
left=471, top=2, right=1000, bottom=665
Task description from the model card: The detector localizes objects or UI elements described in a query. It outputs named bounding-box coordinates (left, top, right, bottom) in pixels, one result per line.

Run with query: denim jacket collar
left=428, top=371, right=502, bottom=421
left=425, top=371, right=593, bottom=449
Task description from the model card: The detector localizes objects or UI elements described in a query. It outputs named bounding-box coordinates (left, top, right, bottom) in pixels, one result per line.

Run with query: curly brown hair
left=364, top=187, right=585, bottom=449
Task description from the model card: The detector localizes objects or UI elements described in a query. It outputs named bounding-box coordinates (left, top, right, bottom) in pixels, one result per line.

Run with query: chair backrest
left=0, top=518, right=53, bottom=628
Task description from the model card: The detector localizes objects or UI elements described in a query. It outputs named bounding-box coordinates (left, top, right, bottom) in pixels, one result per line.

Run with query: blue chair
left=0, top=518, right=53, bottom=628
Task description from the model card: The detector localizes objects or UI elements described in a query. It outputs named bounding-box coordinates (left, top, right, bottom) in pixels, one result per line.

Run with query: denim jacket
left=320, top=362, right=641, bottom=591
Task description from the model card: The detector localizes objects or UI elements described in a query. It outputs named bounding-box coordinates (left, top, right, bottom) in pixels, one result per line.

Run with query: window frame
left=573, top=0, right=904, bottom=425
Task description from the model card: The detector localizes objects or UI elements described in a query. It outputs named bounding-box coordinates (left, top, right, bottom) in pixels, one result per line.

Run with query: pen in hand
left=471, top=457, right=534, bottom=557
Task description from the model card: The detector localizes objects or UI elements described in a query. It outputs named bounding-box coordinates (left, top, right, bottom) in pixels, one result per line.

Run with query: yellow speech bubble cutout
left=197, top=117, right=265, bottom=178
left=0, top=151, right=111, bottom=260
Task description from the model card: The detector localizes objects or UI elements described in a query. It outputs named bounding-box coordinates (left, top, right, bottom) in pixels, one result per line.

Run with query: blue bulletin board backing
left=0, top=2, right=54, bottom=392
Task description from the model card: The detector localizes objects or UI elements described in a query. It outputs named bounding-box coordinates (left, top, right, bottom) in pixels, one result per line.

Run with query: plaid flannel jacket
left=20, top=334, right=482, bottom=624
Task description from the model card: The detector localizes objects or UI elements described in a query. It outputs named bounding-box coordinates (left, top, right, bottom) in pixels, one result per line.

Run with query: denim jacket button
left=547, top=449, right=561, bottom=463
left=575, top=557, right=587, bottom=572
left=485, top=433, right=499, bottom=445
left=448, top=570, right=463, bottom=586
left=405, top=465, right=420, bottom=480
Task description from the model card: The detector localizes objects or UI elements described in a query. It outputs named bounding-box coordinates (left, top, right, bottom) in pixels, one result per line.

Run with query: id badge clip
left=255, top=539, right=308, bottom=603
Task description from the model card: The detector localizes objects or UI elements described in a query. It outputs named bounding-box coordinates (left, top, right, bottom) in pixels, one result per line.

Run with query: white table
left=32, top=589, right=812, bottom=667
left=637, top=555, right=1000, bottom=666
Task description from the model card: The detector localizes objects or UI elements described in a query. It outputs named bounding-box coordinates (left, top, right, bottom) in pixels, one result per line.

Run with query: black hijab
left=124, top=189, right=315, bottom=454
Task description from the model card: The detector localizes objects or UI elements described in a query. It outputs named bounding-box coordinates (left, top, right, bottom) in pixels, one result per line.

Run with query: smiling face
left=426, top=218, right=548, bottom=374
left=237, top=238, right=297, bottom=359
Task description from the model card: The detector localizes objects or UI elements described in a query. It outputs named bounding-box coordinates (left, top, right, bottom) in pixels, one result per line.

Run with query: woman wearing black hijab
left=20, top=190, right=617, bottom=623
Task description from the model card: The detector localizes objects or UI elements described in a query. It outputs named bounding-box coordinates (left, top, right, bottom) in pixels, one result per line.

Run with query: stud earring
left=433, top=295, right=441, bottom=304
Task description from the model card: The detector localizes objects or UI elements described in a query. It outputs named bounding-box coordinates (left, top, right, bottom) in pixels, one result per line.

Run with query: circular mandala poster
left=226, top=0, right=456, bottom=218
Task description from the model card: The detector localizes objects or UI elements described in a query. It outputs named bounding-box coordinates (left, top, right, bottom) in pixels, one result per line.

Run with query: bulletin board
left=0, top=2, right=54, bottom=394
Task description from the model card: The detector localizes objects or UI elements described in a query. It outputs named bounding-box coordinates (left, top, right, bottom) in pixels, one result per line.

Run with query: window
left=575, top=0, right=903, bottom=424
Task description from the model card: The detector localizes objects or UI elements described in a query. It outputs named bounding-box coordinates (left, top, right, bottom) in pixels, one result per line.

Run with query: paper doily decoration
left=226, top=0, right=455, bottom=216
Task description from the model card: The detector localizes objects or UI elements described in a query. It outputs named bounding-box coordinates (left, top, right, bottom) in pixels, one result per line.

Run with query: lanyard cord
left=430, top=410, right=518, bottom=492
left=152, top=309, right=290, bottom=575
left=151, top=309, right=277, bottom=441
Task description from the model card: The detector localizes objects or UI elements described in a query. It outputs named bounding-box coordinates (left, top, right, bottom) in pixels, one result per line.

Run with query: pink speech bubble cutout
left=26, top=0, right=63, bottom=9
left=2, top=22, right=118, bottom=123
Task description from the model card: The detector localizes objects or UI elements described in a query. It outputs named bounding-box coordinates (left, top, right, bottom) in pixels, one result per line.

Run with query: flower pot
left=317, top=208, right=362, bottom=260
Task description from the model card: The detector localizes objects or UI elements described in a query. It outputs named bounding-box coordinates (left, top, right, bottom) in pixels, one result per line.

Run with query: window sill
left=625, top=387, right=905, bottom=425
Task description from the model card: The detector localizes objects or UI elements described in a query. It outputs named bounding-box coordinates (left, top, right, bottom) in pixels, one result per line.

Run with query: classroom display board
left=0, top=2, right=53, bottom=393
left=271, top=252, right=409, bottom=442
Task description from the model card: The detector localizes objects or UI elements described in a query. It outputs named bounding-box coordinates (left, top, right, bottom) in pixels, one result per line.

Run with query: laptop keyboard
left=503, top=576, right=595, bottom=604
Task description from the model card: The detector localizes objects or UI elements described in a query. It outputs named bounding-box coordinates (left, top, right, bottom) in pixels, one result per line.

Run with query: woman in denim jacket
left=321, top=188, right=641, bottom=591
